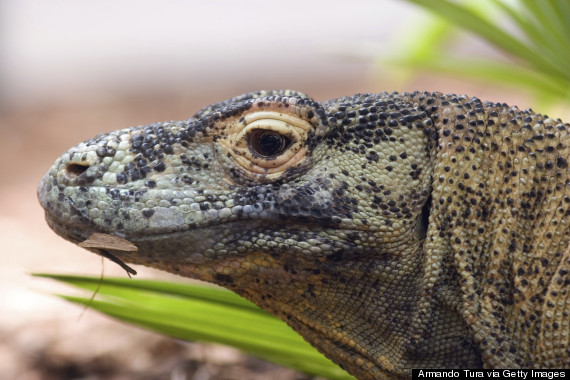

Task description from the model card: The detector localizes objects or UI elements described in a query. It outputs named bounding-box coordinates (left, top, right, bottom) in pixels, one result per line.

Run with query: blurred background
left=1, top=0, right=568, bottom=379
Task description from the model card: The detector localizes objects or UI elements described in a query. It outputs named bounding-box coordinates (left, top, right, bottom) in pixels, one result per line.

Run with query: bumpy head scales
left=36, top=89, right=457, bottom=378
left=39, top=90, right=570, bottom=377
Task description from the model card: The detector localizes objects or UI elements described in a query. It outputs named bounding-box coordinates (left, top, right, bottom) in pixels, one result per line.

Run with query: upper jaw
left=38, top=175, right=96, bottom=245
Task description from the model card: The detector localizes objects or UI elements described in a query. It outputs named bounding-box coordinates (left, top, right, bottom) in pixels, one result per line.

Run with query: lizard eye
left=217, top=110, right=313, bottom=179
left=249, top=130, right=291, bottom=157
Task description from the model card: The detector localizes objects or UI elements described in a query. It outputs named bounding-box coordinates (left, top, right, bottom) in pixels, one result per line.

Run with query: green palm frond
left=33, top=273, right=355, bottom=380
left=399, top=0, right=570, bottom=103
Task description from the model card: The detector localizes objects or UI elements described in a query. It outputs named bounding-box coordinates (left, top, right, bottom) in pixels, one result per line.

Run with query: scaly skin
left=38, top=90, right=570, bottom=378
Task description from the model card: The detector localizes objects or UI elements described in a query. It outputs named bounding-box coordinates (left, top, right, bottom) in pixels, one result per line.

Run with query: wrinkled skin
left=38, top=90, right=570, bottom=378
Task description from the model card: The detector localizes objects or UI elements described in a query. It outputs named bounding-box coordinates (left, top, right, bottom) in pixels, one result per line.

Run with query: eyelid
left=231, top=122, right=304, bottom=170
left=243, top=118, right=294, bottom=134
left=243, top=112, right=313, bottom=132
left=216, top=110, right=312, bottom=179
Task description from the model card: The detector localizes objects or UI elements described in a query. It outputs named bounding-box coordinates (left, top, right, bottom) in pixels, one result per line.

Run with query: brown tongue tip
left=79, top=233, right=138, bottom=276
left=79, top=233, right=138, bottom=252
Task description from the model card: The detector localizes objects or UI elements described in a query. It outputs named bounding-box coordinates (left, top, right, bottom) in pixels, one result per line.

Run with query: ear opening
left=417, top=194, right=432, bottom=240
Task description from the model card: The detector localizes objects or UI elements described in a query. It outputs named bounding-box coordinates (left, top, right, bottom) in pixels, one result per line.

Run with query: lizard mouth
left=40, top=191, right=350, bottom=243
left=38, top=161, right=359, bottom=245
left=39, top=179, right=355, bottom=250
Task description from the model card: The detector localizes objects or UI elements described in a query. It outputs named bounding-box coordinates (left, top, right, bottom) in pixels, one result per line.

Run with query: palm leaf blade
left=34, top=273, right=355, bottom=380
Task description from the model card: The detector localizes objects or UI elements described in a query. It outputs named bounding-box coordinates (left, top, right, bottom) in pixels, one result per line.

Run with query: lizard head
left=38, top=90, right=445, bottom=377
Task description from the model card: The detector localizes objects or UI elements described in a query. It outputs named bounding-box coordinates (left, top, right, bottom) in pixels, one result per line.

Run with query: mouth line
left=43, top=203, right=367, bottom=250
left=40, top=179, right=369, bottom=249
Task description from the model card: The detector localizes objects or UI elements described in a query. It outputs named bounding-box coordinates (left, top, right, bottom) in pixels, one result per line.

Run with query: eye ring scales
left=217, top=110, right=314, bottom=179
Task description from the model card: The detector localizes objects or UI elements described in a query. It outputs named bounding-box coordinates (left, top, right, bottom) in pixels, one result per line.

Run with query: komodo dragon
left=38, top=90, right=570, bottom=378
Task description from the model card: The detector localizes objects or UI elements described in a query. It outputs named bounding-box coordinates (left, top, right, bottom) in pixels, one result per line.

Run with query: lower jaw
left=44, top=213, right=92, bottom=244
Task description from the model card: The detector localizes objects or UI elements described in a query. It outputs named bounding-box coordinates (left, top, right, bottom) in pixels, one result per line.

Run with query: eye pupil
left=259, top=134, right=283, bottom=155
left=253, top=131, right=289, bottom=156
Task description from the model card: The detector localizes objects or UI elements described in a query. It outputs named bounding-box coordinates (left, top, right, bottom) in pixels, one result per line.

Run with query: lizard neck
left=229, top=243, right=481, bottom=378
left=423, top=94, right=570, bottom=367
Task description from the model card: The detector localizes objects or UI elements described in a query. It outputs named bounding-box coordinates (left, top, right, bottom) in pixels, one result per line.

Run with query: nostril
left=66, top=163, right=90, bottom=177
